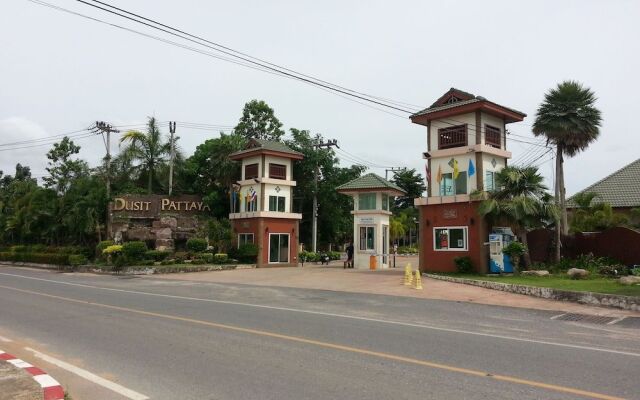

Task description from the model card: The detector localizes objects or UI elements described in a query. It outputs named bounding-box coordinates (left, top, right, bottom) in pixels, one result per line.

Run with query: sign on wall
left=111, top=195, right=211, bottom=218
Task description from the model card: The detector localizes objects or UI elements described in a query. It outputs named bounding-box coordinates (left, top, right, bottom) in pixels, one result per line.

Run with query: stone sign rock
left=619, top=276, right=640, bottom=285
left=567, top=268, right=589, bottom=279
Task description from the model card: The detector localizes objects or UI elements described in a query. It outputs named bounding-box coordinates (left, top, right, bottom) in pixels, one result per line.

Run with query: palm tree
left=532, top=81, right=602, bottom=249
left=478, top=166, right=558, bottom=270
left=118, top=117, right=174, bottom=194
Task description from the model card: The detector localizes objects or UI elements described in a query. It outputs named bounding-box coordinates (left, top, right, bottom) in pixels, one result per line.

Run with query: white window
left=269, top=234, right=289, bottom=263
left=268, top=195, right=286, bottom=212
left=433, top=227, right=468, bottom=251
left=359, top=226, right=375, bottom=251
left=238, top=233, right=254, bottom=247
left=439, top=172, right=467, bottom=196
left=485, top=171, right=496, bottom=192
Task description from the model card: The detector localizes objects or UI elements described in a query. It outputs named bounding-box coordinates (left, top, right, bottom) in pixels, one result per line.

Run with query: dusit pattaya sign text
left=111, top=195, right=210, bottom=217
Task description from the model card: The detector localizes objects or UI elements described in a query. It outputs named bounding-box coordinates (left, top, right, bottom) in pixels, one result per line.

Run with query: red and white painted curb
left=0, top=349, right=65, bottom=400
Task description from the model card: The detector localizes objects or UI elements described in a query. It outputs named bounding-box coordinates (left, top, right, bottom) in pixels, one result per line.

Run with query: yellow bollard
left=404, top=263, right=413, bottom=286
left=413, top=270, right=423, bottom=290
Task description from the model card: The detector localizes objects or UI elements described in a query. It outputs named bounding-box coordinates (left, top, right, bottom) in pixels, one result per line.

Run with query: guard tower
left=229, top=139, right=303, bottom=267
left=337, top=173, right=406, bottom=269
left=410, top=88, right=526, bottom=273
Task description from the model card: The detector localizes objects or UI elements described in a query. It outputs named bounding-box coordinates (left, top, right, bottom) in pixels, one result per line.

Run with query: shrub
left=122, top=241, right=148, bottom=261
left=174, top=251, right=189, bottom=261
left=299, top=251, right=319, bottom=263
left=632, top=266, right=640, bottom=276
left=102, top=245, right=123, bottom=255
left=236, top=243, right=258, bottom=263
left=327, top=251, right=341, bottom=260
left=397, top=246, right=418, bottom=254
left=10, top=245, right=28, bottom=253
left=454, top=256, right=474, bottom=274
left=0, top=252, right=70, bottom=265
left=597, top=264, right=626, bottom=277
left=213, top=253, right=228, bottom=264
left=190, top=258, right=208, bottom=265
left=96, top=241, right=114, bottom=258
left=186, top=238, right=208, bottom=253
left=69, top=254, right=88, bottom=267
left=503, top=242, right=527, bottom=271
left=138, top=259, right=155, bottom=266
left=145, top=250, right=171, bottom=262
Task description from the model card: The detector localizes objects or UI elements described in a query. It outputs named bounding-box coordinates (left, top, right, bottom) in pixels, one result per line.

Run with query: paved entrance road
left=0, top=266, right=639, bottom=400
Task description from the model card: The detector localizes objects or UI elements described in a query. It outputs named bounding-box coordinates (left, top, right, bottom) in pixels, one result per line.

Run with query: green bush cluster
left=96, top=240, right=114, bottom=259
left=122, top=241, right=148, bottom=261
left=396, top=246, right=418, bottom=254
left=186, top=238, right=208, bottom=253
left=145, top=250, right=171, bottom=261
left=531, top=254, right=629, bottom=277
left=0, top=251, right=70, bottom=265
left=69, top=254, right=88, bottom=267
left=454, top=256, right=474, bottom=274
left=299, top=251, right=342, bottom=263
left=229, top=243, right=258, bottom=263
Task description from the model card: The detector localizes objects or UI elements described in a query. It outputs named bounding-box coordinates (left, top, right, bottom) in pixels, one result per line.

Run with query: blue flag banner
left=468, top=159, right=476, bottom=177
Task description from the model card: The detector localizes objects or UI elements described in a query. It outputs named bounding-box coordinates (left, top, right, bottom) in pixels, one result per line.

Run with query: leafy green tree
left=43, top=137, right=89, bottom=194
left=391, top=168, right=426, bottom=209
left=570, top=192, right=629, bottom=233
left=118, top=117, right=177, bottom=194
left=184, top=133, right=246, bottom=217
left=532, top=81, right=602, bottom=240
left=207, top=218, right=233, bottom=253
left=234, top=100, right=285, bottom=141
left=286, top=129, right=365, bottom=248
left=59, top=176, right=108, bottom=244
left=478, top=166, right=558, bottom=270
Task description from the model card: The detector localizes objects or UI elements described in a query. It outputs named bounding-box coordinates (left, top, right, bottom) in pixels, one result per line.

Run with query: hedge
left=0, top=252, right=70, bottom=265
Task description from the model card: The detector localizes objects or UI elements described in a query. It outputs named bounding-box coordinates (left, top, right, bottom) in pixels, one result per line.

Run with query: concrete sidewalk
left=151, top=264, right=640, bottom=317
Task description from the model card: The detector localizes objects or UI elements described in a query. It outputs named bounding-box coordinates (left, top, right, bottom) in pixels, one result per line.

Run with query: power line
left=64, top=0, right=416, bottom=114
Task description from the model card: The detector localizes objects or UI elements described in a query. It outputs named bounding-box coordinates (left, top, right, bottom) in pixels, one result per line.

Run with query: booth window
left=268, top=195, right=286, bottom=212
left=382, top=194, right=389, bottom=211
left=434, top=227, right=468, bottom=251
left=485, top=171, right=497, bottom=192
left=245, top=163, right=259, bottom=180
left=358, top=193, right=376, bottom=210
left=269, top=233, right=289, bottom=263
left=359, top=226, right=375, bottom=251
left=269, top=164, right=287, bottom=180
left=238, top=233, right=254, bottom=247
left=439, top=172, right=467, bottom=195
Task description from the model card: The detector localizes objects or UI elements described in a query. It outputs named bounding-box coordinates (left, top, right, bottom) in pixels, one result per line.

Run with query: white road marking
left=2, top=270, right=639, bottom=358
left=0, top=335, right=13, bottom=342
left=550, top=313, right=567, bottom=320
left=25, top=347, right=149, bottom=400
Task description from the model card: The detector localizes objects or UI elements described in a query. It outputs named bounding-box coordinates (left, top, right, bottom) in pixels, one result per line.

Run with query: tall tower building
left=410, top=88, right=526, bottom=272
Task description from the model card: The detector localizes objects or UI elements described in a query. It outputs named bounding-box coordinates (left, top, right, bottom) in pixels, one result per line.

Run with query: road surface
left=0, top=265, right=638, bottom=400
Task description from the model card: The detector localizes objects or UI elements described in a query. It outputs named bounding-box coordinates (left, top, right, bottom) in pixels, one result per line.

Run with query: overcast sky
left=1, top=0, right=638, bottom=195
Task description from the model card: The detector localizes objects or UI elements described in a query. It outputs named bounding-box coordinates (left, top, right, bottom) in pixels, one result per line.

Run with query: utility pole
left=92, top=121, right=119, bottom=239
left=385, top=167, right=405, bottom=180
left=168, top=121, right=176, bottom=195
left=312, top=136, right=339, bottom=253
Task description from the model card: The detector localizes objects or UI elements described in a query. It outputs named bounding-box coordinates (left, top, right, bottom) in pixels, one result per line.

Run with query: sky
left=1, top=0, right=639, bottom=195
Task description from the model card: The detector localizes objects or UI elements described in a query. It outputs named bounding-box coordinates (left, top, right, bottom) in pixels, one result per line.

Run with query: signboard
left=110, top=195, right=210, bottom=218
left=358, top=217, right=375, bottom=225
left=443, top=209, right=457, bottom=219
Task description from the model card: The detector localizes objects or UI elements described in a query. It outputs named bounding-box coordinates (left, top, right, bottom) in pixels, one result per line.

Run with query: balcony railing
left=438, top=125, right=467, bottom=149
left=485, top=125, right=501, bottom=148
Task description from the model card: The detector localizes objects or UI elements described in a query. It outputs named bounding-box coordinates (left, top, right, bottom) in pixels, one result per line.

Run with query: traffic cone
left=413, top=270, right=423, bottom=290
left=404, top=264, right=413, bottom=286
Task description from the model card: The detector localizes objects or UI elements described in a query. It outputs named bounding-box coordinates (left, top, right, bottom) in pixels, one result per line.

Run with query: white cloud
left=0, top=117, right=51, bottom=179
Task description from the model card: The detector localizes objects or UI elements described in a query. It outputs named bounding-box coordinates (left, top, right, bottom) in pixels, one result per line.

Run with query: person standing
left=345, top=241, right=354, bottom=268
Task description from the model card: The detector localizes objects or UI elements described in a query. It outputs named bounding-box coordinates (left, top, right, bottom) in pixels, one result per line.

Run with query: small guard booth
left=337, top=173, right=406, bottom=269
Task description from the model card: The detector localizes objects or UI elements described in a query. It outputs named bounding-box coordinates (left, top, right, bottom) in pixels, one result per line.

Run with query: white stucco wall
left=352, top=213, right=390, bottom=269
left=264, top=156, right=292, bottom=180
left=263, top=183, right=291, bottom=212
left=239, top=183, right=261, bottom=212
left=480, top=112, right=506, bottom=149
left=430, top=153, right=478, bottom=195
left=241, top=156, right=262, bottom=180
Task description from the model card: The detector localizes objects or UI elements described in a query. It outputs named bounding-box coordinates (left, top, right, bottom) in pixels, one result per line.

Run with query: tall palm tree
left=119, top=117, right=174, bottom=194
left=532, top=81, right=602, bottom=244
left=478, top=166, right=558, bottom=269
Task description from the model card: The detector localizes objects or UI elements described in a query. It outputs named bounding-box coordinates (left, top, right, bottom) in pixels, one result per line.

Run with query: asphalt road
left=0, top=266, right=639, bottom=400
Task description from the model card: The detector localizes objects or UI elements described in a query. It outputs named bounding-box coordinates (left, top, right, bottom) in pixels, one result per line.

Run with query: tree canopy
left=234, top=99, right=285, bottom=141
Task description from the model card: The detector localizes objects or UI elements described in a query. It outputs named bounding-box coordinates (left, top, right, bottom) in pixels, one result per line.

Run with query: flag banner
left=452, top=159, right=459, bottom=179
left=468, top=159, right=476, bottom=177
left=436, top=165, right=442, bottom=184
left=425, top=164, right=430, bottom=184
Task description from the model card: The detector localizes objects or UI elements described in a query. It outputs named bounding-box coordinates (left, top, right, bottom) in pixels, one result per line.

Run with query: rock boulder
left=567, top=268, right=589, bottom=279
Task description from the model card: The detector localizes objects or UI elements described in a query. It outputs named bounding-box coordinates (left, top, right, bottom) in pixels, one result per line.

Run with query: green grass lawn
left=439, top=274, right=640, bottom=297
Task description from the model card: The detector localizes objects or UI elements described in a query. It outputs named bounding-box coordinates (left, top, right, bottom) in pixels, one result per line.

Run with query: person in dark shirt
left=345, top=241, right=354, bottom=268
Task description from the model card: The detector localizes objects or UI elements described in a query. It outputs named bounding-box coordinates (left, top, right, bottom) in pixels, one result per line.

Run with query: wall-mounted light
left=470, top=218, right=475, bottom=225
left=425, top=219, right=430, bottom=226
left=265, top=227, right=269, bottom=233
